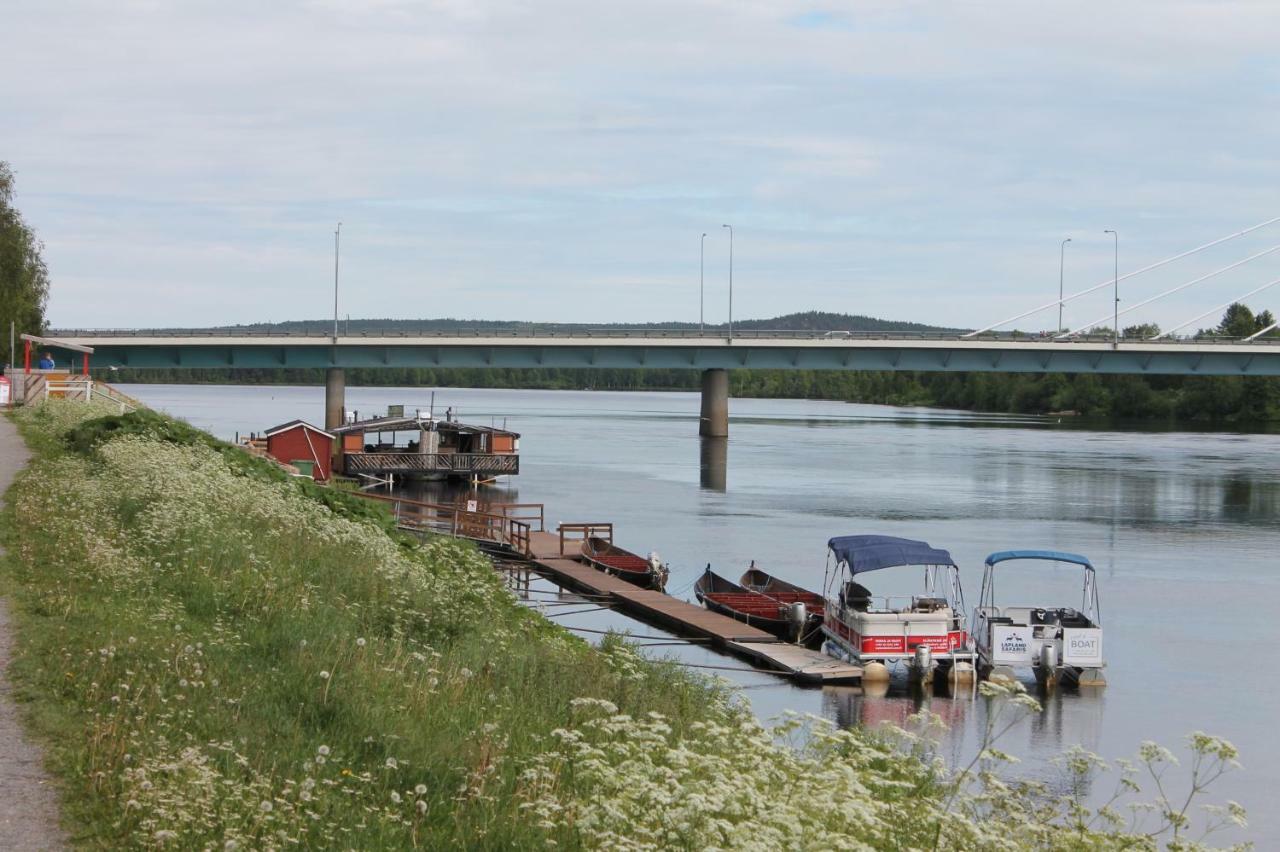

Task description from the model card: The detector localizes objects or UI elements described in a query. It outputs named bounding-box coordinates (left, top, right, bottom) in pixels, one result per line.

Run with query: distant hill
left=94, top=311, right=963, bottom=335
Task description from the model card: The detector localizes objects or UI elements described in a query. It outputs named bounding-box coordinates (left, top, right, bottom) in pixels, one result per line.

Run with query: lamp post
left=1104, top=229, right=1118, bottom=345
left=700, top=232, right=707, bottom=334
left=333, top=222, right=342, bottom=344
left=1058, top=238, right=1072, bottom=334
left=722, top=224, right=733, bottom=340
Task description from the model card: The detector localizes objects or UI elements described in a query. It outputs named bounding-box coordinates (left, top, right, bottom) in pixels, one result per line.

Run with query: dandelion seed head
left=356, top=638, right=366, bottom=647
left=319, top=671, right=330, bottom=680
left=259, top=800, right=273, bottom=812
left=414, top=783, right=427, bottom=795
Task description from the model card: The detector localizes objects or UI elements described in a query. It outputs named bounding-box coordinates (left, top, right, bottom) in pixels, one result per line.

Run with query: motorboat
left=581, top=536, right=668, bottom=591
left=739, top=565, right=825, bottom=645
left=820, top=535, right=975, bottom=685
left=694, top=567, right=821, bottom=644
left=973, top=550, right=1105, bottom=688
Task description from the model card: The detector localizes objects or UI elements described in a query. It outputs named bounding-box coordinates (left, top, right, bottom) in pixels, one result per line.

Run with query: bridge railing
left=50, top=327, right=1280, bottom=345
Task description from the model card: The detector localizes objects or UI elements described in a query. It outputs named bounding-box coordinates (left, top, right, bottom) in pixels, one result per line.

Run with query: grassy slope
left=0, top=403, right=726, bottom=848
left=0, top=402, right=1248, bottom=850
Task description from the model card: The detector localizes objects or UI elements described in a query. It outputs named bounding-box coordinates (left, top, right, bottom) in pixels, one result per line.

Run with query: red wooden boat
left=581, top=537, right=667, bottom=590
left=695, top=567, right=820, bottom=644
left=740, top=566, right=826, bottom=645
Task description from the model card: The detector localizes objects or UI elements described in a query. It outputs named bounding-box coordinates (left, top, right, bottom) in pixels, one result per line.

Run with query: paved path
left=0, top=416, right=67, bottom=849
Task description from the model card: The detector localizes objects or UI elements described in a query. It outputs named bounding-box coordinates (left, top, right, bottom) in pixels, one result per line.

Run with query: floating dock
left=525, top=531, right=861, bottom=685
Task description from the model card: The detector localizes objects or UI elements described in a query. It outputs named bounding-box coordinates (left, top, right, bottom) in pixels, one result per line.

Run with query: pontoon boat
left=973, top=550, right=1105, bottom=688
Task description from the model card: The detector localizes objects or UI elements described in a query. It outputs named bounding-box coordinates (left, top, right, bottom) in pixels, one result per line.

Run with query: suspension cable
left=963, top=216, right=1280, bottom=337
left=1153, top=277, right=1280, bottom=338
left=1058, top=243, right=1280, bottom=338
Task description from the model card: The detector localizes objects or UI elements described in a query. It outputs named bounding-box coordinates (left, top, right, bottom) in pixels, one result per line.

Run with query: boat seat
left=985, top=616, right=1015, bottom=625
left=1056, top=608, right=1093, bottom=628
left=840, top=581, right=872, bottom=611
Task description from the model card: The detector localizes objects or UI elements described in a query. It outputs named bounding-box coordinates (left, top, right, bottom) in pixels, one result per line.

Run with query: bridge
left=51, top=328, right=1280, bottom=436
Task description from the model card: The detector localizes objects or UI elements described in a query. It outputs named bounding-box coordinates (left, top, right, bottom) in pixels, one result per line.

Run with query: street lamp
left=333, top=222, right=342, bottom=343
left=1058, top=238, right=1072, bottom=334
left=1104, top=230, right=1118, bottom=345
left=700, top=232, right=707, bottom=334
left=722, top=224, right=733, bottom=340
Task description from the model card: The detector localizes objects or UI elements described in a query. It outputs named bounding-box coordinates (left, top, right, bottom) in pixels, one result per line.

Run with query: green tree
left=0, top=161, right=50, bottom=364
left=1122, top=322, right=1161, bottom=340
left=1216, top=303, right=1259, bottom=338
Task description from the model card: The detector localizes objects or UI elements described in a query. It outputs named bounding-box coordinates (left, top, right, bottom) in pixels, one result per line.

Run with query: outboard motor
left=911, top=645, right=934, bottom=685
left=788, top=602, right=808, bottom=643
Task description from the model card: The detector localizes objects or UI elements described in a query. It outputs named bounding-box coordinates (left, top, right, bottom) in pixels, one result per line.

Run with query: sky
left=4, top=1, right=1280, bottom=332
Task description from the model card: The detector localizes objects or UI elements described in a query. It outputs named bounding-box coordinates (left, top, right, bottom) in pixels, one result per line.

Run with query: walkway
left=0, top=415, right=67, bottom=849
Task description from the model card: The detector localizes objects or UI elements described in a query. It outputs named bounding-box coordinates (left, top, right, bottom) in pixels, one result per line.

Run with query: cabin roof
left=263, top=419, right=335, bottom=440
left=331, top=414, right=519, bottom=438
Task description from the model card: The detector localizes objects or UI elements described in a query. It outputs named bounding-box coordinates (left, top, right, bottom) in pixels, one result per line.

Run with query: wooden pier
left=525, top=530, right=861, bottom=685
left=351, top=492, right=860, bottom=685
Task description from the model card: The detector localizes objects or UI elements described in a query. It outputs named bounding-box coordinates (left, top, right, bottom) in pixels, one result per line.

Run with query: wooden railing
left=353, top=491, right=540, bottom=556
left=557, top=522, right=613, bottom=556
left=345, top=452, right=519, bottom=475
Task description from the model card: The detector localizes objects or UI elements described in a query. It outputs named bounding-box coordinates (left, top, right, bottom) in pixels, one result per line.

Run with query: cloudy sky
left=4, top=1, right=1280, bottom=331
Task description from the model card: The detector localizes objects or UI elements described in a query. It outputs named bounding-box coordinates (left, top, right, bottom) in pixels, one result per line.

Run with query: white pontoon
left=821, top=535, right=975, bottom=685
left=973, top=550, right=1106, bottom=688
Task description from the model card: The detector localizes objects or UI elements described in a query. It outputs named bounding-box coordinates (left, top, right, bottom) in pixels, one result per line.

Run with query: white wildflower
left=319, top=670, right=330, bottom=680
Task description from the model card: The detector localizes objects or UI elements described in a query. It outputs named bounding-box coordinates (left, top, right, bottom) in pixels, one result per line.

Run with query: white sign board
left=1062, top=628, right=1103, bottom=666
left=991, top=625, right=1033, bottom=665
left=465, top=499, right=478, bottom=513
left=0, top=377, right=9, bottom=406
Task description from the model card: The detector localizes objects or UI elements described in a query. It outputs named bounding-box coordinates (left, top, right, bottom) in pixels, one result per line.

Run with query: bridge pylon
left=699, top=368, right=729, bottom=437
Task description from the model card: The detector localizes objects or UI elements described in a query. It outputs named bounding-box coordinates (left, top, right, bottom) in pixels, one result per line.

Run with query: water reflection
left=699, top=437, right=727, bottom=491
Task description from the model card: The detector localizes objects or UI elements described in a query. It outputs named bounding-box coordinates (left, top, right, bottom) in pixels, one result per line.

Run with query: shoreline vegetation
left=0, top=400, right=1251, bottom=849
left=91, top=308, right=1280, bottom=425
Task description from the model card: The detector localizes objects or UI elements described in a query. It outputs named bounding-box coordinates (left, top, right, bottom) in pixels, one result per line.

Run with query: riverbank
left=0, top=400, right=1249, bottom=848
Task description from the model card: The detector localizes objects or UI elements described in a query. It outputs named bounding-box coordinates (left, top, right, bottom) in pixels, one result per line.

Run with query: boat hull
left=581, top=537, right=664, bottom=590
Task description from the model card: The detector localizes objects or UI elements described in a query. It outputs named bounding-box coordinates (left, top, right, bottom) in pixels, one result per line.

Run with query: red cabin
left=263, top=420, right=334, bottom=481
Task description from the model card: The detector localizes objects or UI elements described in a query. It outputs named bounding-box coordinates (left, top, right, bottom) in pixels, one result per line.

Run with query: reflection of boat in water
left=973, top=550, right=1106, bottom=689
left=694, top=567, right=815, bottom=643
left=738, top=566, right=825, bottom=645
left=821, top=535, right=975, bottom=686
left=581, top=537, right=668, bottom=591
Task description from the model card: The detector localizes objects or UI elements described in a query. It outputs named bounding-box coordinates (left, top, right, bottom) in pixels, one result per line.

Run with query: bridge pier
left=325, top=367, right=345, bottom=432
left=699, top=368, right=729, bottom=437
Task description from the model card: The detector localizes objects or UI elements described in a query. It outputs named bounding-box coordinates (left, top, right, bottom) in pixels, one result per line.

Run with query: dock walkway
left=523, top=532, right=860, bottom=685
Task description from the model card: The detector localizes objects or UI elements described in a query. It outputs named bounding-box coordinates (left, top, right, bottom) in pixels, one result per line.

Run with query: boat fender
left=862, top=661, right=890, bottom=684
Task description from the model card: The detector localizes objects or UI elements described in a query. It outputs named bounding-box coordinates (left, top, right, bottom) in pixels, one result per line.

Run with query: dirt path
left=0, top=416, right=68, bottom=849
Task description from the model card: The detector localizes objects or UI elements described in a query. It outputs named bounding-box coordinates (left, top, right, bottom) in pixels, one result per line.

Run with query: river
left=119, top=383, right=1280, bottom=842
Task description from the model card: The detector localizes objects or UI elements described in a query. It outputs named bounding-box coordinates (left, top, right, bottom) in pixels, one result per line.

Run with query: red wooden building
left=264, top=420, right=335, bottom=481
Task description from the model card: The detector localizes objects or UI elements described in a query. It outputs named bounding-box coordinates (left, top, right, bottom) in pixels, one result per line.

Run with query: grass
left=0, top=401, right=1252, bottom=850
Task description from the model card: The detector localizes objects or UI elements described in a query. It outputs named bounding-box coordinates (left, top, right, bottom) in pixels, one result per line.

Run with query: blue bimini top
left=827, top=535, right=957, bottom=575
left=984, top=550, right=1094, bottom=570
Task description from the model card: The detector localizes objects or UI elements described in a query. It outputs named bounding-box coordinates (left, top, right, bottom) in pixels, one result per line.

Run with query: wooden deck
left=522, top=530, right=860, bottom=685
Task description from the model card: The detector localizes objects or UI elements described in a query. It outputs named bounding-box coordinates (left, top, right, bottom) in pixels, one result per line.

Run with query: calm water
left=121, top=383, right=1280, bottom=841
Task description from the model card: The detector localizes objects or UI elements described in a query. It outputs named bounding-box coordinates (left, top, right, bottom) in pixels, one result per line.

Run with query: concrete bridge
left=53, top=329, right=1280, bottom=436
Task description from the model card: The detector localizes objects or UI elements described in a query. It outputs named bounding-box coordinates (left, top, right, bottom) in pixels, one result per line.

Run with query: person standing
left=36, top=351, right=54, bottom=369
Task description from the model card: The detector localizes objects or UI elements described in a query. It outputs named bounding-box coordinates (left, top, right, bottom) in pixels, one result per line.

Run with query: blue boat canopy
left=827, top=535, right=957, bottom=575
left=984, top=550, right=1094, bottom=570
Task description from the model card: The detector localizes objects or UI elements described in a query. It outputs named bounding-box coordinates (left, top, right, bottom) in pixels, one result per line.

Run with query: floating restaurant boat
left=694, top=567, right=816, bottom=643
left=738, top=565, right=826, bottom=644
left=820, top=535, right=975, bottom=686
left=330, top=406, right=519, bottom=483
left=973, top=550, right=1106, bottom=689
left=581, top=536, right=668, bottom=591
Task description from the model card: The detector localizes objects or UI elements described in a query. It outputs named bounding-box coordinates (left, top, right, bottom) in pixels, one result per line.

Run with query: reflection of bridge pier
left=700, top=436, right=727, bottom=491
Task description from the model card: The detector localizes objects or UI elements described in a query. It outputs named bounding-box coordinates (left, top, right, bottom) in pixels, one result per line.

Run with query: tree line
left=1, top=161, right=49, bottom=362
